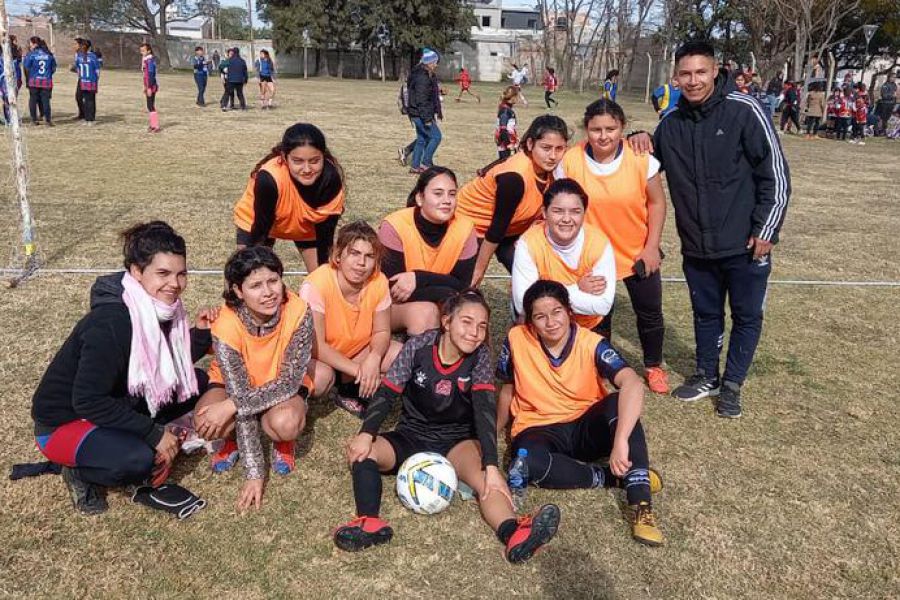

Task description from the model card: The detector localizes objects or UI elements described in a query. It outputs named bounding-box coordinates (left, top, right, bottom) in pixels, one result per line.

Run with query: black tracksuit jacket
left=653, top=72, right=791, bottom=260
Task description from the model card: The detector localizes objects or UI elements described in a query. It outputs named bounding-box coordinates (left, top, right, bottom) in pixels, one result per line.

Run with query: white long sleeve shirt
left=511, top=227, right=617, bottom=319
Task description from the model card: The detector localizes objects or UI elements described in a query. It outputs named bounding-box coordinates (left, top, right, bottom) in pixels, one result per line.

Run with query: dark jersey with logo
left=360, top=329, right=498, bottom=467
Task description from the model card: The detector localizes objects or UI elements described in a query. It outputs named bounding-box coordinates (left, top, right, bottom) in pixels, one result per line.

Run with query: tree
left=261, top=0, right=474, bottom=77
left=217, top=6, right=248, bottom=39
left=46, top=0, right=219, bottom=68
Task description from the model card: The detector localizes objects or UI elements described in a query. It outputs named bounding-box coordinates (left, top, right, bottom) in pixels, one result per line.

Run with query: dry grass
left=1, top=69, right=898, bottom=599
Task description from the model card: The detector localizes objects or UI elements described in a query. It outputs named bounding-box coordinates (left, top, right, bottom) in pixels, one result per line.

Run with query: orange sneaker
left=210, top=439, right=239, bottom=473
left=272, top=441, right=296, bottom=475
left=646, top=366, right=670, bottom=394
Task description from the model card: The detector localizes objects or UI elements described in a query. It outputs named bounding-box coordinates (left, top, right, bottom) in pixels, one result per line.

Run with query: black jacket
left=226, top=51, right=248, bottom=84
left=31, top=273, right=211, bottom=446
left=653, top=72, right=791, bottom=259
left=406, top=64, right=442, bottom=121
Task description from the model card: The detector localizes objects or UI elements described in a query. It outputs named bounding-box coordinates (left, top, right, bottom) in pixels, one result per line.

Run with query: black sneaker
left=506, top=504, right=561, bottom=563
left=672, top=372, right=720, bottom=402
left=716, top=381, right=742, bottom=418
left=62, top=467, right=108, bottom=515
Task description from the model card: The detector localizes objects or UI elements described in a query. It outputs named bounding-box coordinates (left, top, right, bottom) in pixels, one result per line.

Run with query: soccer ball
left=395, top=452, right=458, bottom=515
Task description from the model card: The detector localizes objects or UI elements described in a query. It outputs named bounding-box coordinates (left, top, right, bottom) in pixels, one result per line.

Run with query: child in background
left=836, top=88, right=853, bottom=140
left=455, top=67, right=480, bottom=103
left=255, top=50, right=276, bottom=110
left=779, top=81, right=800, bottom=134
left=74, top=39, right=101, bottom=125
left=850, top=95, right=868, bottom=145
left=543, top=67, right=559, bottom=109
left=825, top=88, right=840, bottom=138
left=139, top=43, right=159, bottom=133
left=496, top=85, right=519, bottom=159
left=23, top=36, right=56, bottom=126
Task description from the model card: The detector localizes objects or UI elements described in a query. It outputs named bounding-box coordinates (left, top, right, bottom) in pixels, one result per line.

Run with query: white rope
left=3, top=268, right=900, bottom=287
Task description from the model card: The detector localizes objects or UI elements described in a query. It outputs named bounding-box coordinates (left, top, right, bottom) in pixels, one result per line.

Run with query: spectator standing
left=602, top=69, right=619, bottom=101
left=406, top=48, right=443, bottom=174
left=211, top=49, right=221, bottom=71
left=652, top=41, right=791, bottom=419
left=764, top=72, right=783, bottom=120
left=495, top=86, right=519, bottom=159
left=779, top=81, right=800, bottom=134
left=224, top=47, right=249, bottom=111
left=876, top=72, right=897, bottom=136
left=803, top=81, right=826, bottom=139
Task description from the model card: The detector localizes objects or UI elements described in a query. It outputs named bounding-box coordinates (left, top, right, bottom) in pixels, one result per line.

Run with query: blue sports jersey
left=75, top=52, right=101, bottom=86
left=652, top=84, right=681, bottom=119
left=603, top=80, right=618, bottom=101
left=24, top=49, right=56, bottom=88
left=192, top=55, right=210, bottom=76
left=256, top=58, right=274, bottom=77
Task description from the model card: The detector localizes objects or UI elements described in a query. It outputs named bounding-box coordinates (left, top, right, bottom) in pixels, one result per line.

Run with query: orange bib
left=456, top=152, right=549, bottom=237
left=233, top=158, right=345, bottom=242
left=508, top=324, right=608, bottom=438
left=521, top=223, right=610, bottom=329
left=382, top=207, right=475, bottom=274
left=208, top=292, right=311, bottom=388
left=560, top=142, right=649, bottom=279
left=302, top=264, right=390, bottom=358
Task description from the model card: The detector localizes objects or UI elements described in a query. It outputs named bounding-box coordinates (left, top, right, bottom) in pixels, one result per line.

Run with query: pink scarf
left=121, top=272, right=198, bottom=416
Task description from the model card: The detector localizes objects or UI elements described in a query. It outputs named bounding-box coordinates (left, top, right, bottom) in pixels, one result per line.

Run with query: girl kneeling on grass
left=496, top=280, right=665, bottom=546
left=334, top=289, right=561, bottom=563
left=233, top=123, right=345, bottom=272
left=31, top=222, right=215, bottom=515
left=378, top=167, right=478, bottom=336
left=194, top=246, right=314, bottom=512
left=300, top=221, right=403, bottom=417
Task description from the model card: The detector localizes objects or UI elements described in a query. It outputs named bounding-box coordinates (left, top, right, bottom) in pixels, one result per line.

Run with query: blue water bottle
left=507, top=448, right=529, bottom=511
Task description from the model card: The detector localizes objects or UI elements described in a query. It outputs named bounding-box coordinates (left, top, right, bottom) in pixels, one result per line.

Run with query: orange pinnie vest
left=508, top=324, right=608, bottom=438
left=302, top=264, right=390, bottom=358
left=208, top=292, right=311, bottom=388
left=521, top=222, right=610, bottom=329
left=560, top=142, right=649, bottom=279
left=456, top=152, right=549, bottom=237
left=382, top=207, right=475, bottom=274
left=233, top=157, right=345, bottom=241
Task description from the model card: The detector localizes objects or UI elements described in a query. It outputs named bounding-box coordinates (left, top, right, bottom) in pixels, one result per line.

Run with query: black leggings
left=28, top=87, right=51, bottom=123
left=146, top=92, right=156, bottom=112
left=544, top=90, right=557, bottom=108
left=477, top=235, right=518, bottom=274
left=512, top=392, right=652, bottom=505
left=75, top=84, right=84, bottom=118
left=595, top=271, right=664, bottom=367
left=836, top=117, right=850, bottom=139
left=851, top=121, right=864, bottom=140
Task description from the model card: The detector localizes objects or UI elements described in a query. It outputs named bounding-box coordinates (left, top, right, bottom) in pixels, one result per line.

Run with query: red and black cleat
left=333, top=516, right=394, bottom=552
left=506, top=504, right=561, bottom=563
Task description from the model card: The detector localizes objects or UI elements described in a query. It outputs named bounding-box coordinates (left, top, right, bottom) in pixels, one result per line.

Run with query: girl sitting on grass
left=300, top=221, right=402, bottom=417
left=334, top=289, right=561, bottom=563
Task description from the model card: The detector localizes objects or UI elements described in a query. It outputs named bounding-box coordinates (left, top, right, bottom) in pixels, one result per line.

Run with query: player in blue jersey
left=23, top=36, right=56, bottom=126
left=255, top=49, right=276, bottom=110
left=74, top=39, right=101, bottom=124
left=192, top=46, right=210, bottom=106
left=651, top=80, right=681, bottom=119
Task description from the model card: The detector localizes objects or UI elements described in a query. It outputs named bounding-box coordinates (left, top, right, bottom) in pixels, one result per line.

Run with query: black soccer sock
left=623, top=468, right=652, bottom=505
left=352, top=458, right=382, bottom=517
left=497, top=518, right=518, bottom=544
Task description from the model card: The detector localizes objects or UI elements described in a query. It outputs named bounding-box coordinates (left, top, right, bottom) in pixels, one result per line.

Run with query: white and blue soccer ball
left=396, top=452, right=458, bottom=515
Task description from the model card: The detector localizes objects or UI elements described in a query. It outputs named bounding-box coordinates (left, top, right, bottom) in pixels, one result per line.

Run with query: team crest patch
left=434, top=379, right=453, bottom=396
left=414, top=370, right=428, bottom=388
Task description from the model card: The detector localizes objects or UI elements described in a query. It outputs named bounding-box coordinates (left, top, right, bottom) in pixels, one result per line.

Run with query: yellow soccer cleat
left=629, top=501, right=665, bottom=547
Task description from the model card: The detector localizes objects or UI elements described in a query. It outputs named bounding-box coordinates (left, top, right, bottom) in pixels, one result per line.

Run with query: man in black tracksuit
left=653, top=41, right=790, bottom=418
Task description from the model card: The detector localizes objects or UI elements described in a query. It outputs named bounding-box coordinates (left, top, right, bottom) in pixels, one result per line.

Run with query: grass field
left=1, top=68, right=899, bottom=599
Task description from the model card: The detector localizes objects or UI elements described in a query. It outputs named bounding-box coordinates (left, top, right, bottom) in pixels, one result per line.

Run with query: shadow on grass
left=538, top=545, right=616, bottom=599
